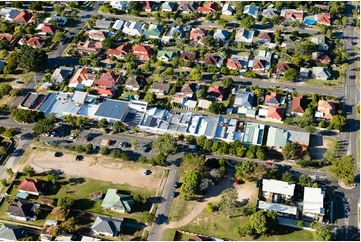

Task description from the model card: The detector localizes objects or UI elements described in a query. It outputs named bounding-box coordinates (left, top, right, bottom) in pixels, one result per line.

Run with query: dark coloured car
left=143, top=146, right=150, bottom=152
left=54, top=152, right=63, bottom=157
left=122, top=142, right=130, bottom=148
left=174, top=182, right=178, bottom=188
left=171, top=192, right=176, bottom=198
left=107, top=139, right=113, bottom=146
left=76, top=155, right=84, bottom=161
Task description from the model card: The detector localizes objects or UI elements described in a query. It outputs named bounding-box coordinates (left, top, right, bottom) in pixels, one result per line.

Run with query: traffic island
left=338, top=181, right=356, bottom=190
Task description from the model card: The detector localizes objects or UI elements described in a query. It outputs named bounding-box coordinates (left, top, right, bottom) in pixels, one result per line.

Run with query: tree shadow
left=73, top=198, right=95, bottom=210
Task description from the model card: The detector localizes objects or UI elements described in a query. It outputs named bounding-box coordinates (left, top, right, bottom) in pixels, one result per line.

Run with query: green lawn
left=1, top=173, right=157, bottom=225
left=306, top=77, right=344, bottom=89
left=162, top=228, right=177, bottom=241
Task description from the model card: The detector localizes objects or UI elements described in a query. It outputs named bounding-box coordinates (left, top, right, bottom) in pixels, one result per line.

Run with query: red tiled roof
left=318, top=100, right=336, bottom=119
left=89, top=30, right=107, bottom=40
left=190, top=28, right=206, bottom=40
left=94, top=72, right=120, bottom=88
left=204, top=54, right=219, bottom=65
left=18, top=178, right=44, bottom=195
left=0, top=33, right=13, bottom=42
left=252, top=58, right=265, bottom=69
left=264, top=92, right=281, bottom=106
left=277, top=61, right=290, bottom=73
left=198, top=1, right=219, bottom=13
left=27, top=37, right=42, bottom=47
left=69, top=68, right=96, bottom=86
left=267, top=106, right=284, bottom=120
left=227, top=58, right=243, bottom=69
left=291, top=96, right=306, bottom=114
left=283, top=9, right=303, bottom=20
left=92, top=87, right=114, bottom=96
left=13, top=10, right=34, bottom=24
left=107, top=43, right=132, bottom=56
left=133, top=44, right=153, bottom=60
left=317, top=13, right=331, bottom=24
left=313, top=52, right=331, bottom=64
left=208, top=86, right=224, bottom=100
left=38, top=24, right=56, bottom=34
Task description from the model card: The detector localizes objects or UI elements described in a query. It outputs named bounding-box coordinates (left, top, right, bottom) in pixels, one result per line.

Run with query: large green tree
left=219, top=188, right=239, bottom=217
left=18, top=46, right=48, bottom=71
left=180, top=171, right=201, bottom=199
left=282, top=142, right=302, bottom=160
left=329, top=155, right=355, bottom=185
left=152, top=134, right=178, bottom=155
left=180, top=154, right=206, bottom=176
left=284, top=68, right=298, bottom=81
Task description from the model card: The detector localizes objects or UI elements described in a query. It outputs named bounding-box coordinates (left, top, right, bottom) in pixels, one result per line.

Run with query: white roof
left=303, top=187, right=325, bottom=215
left=262, top=179, right=295, bottom=196
left=112, top=19, right=124, bottom=30
left=258, top=108, right=268, bottom=116
left=258, top=201, right=298, bottom=215
left=184, top=100, right=197, bottom=108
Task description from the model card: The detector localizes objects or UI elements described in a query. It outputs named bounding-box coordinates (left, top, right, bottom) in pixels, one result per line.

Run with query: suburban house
left=315, top=100, right=336, bottom=120
left=91, top=215, right=123, bottom=237
left=68, top=68, right=96, bottom=90
left=180, top=51, right=198, bottom=63
left=280, top=9, right=304, bottom=22
left=27, top=37, right=44, bottom=48
left=262, top=5, right=278, bottom=18
left=0, top=224, right=27, bottom=241
left=1, top=8, right=20, bottom=22
left=276, top=61, right=291, bottom=75
left=151, top=82, right=171, bottom=95
left=132, top=44, right=153, bottom=61
left=12, top=10, right=34, bottom=25
left=291, top=96, right=307, bottom=116
left=36, top=24, right=56, bottom=35
left=112, top=19, right=125, bottom=30
left=203, top=54, right=224, bottom=68
left=242, top=122, right=265, bottom=146
left=162, top=25, right=186, bottom=44
left=110, top=1, right=127, bottom=10
left=178, top=1, right=199, bottom=14
left=312, top=67, right=331, bottom=80
left=18, top=178, right=45, bottom=196
left=234, top=88, right=255, bottom=117
left=226, top=55, right=248, bottom=70
left=208, top=86, right=225, bottom=101
left=181, top=83, right=197, bottom=98
left=45, top=15, right=67, bottom=26
left=122, top=21, right=145, bottom=36
left=266, top=106, right=285, bottom=122
left=258, top=179, right=298, bottom=217
left=266, top=126, right=310, bottom=149
left=95, top=20, right=112, bottom=29
left=317, top=13, right=331, bottom=25
left=161, top=2, right=175, bottom=12
left=157, top=50, right=178, bottom=62
left=299, top=67, right=310, bottom=79
left=92, top=72, right=120, bottom=97
left=76, top=41, right=103, bottom=56
left=235, top=28, right=254, bottom=43
left=213, top=29, right=229, bottom=43
left=106, top=43, right=132, bottom=59
left=88, top=30, right=108, bottom=41
left=143, top=1, right=155, bottom=12
left=197, top=99, right=212, bottom=110
left=171, top=92, right=188, bottom=106
left=257, top=31, right=274, bottom=45
left=101, top=189, right=133, bottom=213
left=143, top=24, right=164, bottom=39
left=311, top=35, right=329, bottom=51
left=197, top=1, right=219, bottom=14
left=250, top=50, right=272, bottom=71
left=125, top=76, right=144, bottom=92
left=303, top=187, right=325, bottom=221
left=7, top=200, right=38, bottom=221
left=312, top=51, right=331, bottom=65
left=190, top=28, right=207, bottom=45
left=243, top=5, right=259, bottom=18
left=0, top=33, right=18, bottom=45
left=222, top=3, right=234, bottom=15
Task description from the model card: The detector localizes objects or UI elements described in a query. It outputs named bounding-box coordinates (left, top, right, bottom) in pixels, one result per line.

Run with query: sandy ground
left=167, top=179, right=258, bottom=229
left=25, top=150, right=164, bottom=190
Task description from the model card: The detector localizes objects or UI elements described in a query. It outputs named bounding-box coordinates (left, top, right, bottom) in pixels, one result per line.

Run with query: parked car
left=143, top=169, right=150, bottom=175
left=171, top=192, right=176, bottom=198
left=107, top=139, right=113, bottom=146
left=174, top=182, right=178, bottom=188
left=76, top=155, right=84, bottom=161
left=143, top=145, right=150, bottom=152
left=50, top=131, right=56, bottom=137
left=265, top=162, right=273, bottom=167
left=122, top=142, right=130, bottom=148
left=54, top=152, right=62, bottom=157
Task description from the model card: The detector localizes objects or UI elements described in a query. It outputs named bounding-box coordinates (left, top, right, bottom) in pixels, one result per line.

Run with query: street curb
left=338, top=181, right=356, bottom=190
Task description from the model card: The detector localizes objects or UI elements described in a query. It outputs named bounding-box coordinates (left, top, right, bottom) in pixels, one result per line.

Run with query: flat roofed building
left=303, top=187, right=325, bottom=221
left=242, top=122, right=265, bottom=146
left=258, top=201, right=298, bottom=216
left=262, top=179, right=295, bottom=200
left=94, top=99, right=129, bottom=123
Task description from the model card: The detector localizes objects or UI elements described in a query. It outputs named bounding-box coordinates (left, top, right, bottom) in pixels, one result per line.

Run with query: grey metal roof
left=94, top=99, right=129, bottom=121
left=234, top=89, right=254, bottom=108
left=91, top=215, right=123, bottom=236
left=38, top=93, right=57, bottom=113
left=0, top=224, right=26, bottom=241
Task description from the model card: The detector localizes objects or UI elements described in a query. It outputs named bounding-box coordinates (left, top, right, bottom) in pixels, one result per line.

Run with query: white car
left=69, top=135, right=75, bottom=140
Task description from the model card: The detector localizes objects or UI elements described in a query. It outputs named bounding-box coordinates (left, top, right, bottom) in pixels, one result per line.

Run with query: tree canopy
left=282, top=142, right=302, bottom=160
left=219, top=188, right=239, bottom=217
left=329, top=155, right=355, bottom=185
left=152, top=134, right=178, bottom=155
left=18, top=46, right=48, bottom=71
left=284, top=68, right=298, bottom=81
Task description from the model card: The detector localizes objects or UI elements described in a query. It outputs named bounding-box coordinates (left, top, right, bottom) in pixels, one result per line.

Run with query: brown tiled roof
left=208, top=86, right=224, bottom=100
left=277, top=61, right=291, bottom=73
left=18, top=178, right=45, bottom=195
left=258, top=32, right=273, bottom=42
left=27, top=37, right=42, bottom=47
left=291, top=96, right=306, bottom=114
left=252, top=58, right=265, bottom=69
left=227, top=58, right=243, bottom=69
left=94, top=72, right=120, bottom=88
left=180, top=51, right=198, bottom=62
left=204, top=54, right=219, bottom=65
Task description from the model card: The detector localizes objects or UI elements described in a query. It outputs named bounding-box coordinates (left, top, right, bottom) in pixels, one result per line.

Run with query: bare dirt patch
left=25, top=149, right=164, bottom=190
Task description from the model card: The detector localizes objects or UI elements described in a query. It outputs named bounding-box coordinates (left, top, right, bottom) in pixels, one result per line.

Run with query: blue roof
left=38, top=93, right=57, bottom=114
left=94, top=99, right=129, bottom=121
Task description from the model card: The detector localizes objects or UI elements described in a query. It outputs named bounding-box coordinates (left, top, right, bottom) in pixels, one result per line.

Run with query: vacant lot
left=25, top=148, right=164, bottom=191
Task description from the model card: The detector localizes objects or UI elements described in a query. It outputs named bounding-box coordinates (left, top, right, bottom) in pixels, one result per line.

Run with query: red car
left=107, top=139, right=113, bottom=146
left=265, top=162, right=273, bottom=167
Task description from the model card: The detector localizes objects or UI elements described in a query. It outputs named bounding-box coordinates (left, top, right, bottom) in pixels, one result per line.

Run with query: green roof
left=266, top=127, right=288, bottom=148
left=157, top=50, right=178, bottom=60
left=144, top=24, right=164, bottom=38
left=101, top=189, right=133, bottom=213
